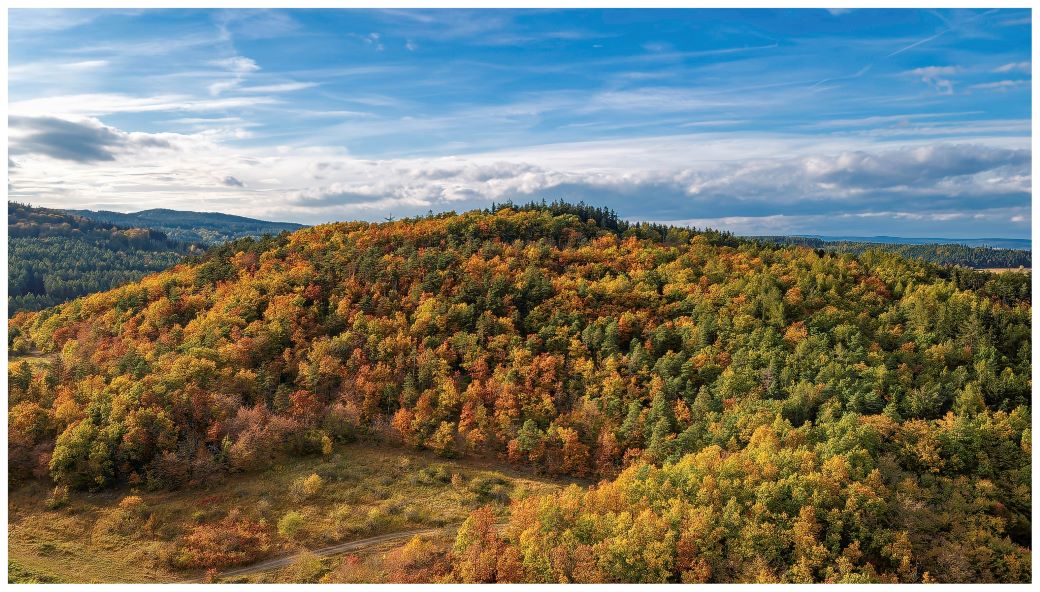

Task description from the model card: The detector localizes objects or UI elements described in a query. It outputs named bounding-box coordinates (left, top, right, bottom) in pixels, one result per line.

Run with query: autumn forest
left=7, top=202, right=1032, bottom=583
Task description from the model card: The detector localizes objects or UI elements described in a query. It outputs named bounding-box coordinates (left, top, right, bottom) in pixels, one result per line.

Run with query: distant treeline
left=8, top=202, right=199, bottom=314
left=68, top=207, right=305, bottom=245
left=753, top=235, right=1031, bottom=269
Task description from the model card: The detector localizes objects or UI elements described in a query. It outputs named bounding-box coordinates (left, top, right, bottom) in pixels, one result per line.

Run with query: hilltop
left=8, top=202, right=1031, bottom=582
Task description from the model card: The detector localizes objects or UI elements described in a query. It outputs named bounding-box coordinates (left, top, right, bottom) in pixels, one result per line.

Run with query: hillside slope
left=8, top=202, right=200, bottom=314
left=8, top=203, right=1031, bottom=582
left=67, top=208, right=305, bottom=245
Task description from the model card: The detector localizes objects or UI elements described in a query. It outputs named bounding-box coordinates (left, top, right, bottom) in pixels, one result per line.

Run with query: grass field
left=8, top=440, right=573, bottom=583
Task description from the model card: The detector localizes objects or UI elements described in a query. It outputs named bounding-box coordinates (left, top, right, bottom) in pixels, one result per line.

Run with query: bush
left=119, top=495, right=145, bottom=513
left=431, top=464, right=450, bottom=482
left=408, top=504, right=433, bottom=525
left=116, top=495, right=147, bottom=528
left=145, top=451, right=190, bottom=490
left=323, top=554, right=376, bottom=583
left=172, top=510, right=271, bottom=569
left=468, top=476, right=510, bottom=502
left=287, top=550, right=324, bottom=583
left=45, top=485, right=69, bottom=510
left=413, top=464, right=452, bottom=485
left=364, top=507, right=390, bottom=532
left=384, top=535, right=450, bottom=583
left=278, top=511, right=305, bottom=539
left=301, top=473, right=324, bottom=498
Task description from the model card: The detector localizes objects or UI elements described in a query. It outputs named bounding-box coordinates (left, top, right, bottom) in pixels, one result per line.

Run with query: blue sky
left=7, top=8, right=1032, bottom=237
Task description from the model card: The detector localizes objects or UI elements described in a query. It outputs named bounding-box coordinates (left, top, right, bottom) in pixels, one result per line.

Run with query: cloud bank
left=9, top=116, right=174, bottom=163
left=8, top=113, right=1030, bottom=237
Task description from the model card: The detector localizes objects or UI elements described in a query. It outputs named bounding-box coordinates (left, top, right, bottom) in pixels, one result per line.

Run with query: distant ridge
left=67, top=208, right=306, bottom=245
left=747, top=233, right=1030, bottom=269
left=757, top=234, right=1031, bottom=251
left=8, top=202, right=198, bottom=313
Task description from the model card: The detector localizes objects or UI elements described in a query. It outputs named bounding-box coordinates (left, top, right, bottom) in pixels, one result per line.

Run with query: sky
left=7, top=8, right=1033, bottom=237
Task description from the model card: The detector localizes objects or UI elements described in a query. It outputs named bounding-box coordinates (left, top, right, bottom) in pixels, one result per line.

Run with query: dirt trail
left=177, top=525, right=455, bottom=583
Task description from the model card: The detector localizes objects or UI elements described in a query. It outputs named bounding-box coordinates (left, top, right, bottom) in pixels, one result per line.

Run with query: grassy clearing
left=223, top=529, right=460, bottom=584
left=8, top=440, right=571, bottom=583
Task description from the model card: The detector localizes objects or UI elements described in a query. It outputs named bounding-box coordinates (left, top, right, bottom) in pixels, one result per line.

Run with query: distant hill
left=749, top=235, right=1031, bottom=269
left=8, top=202, right=201, bottom=314
left=792, top=235, right=1031, bottom=251
left=66, top=207, right=305, bottom=245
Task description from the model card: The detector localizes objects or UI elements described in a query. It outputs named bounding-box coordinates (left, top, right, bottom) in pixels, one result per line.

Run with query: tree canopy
left=7, top=203, right=1030, bottom=583
left=8, top=202, right=202, bottom=315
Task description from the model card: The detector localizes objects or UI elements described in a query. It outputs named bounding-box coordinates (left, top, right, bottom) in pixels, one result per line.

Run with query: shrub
left=94, top=494, right=149, bottom=536
left=287, top=550, right=324, bottom=583
left=321, top=402, right=361, bottom=442
left=173, top=510, right=271, bottom=569
left=45, top=485, right=69, bottom=510
left=116, top=495, right=147, bottom=528
left=301, top=473, right=324, bottom=498
left=145, top=451, right=190, bottom=490
left=431, top=464, right=450, bottom=482
left=119, top=495, right=145, bottom=513
left=404, top=504, right=427, bottom=524
left=323, top=554, right=376, bottom=583
left=384, top=535, right=450, bottom=583
left=364, top=507, right=390, bottom=532
left=468, top=476, right=509, bottom=502
left=414, top=464, right=452, bottom=485
left=278, top=511, right=305, bottom=539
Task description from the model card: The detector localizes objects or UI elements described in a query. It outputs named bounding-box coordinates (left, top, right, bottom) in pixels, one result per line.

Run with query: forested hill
left=751, top=235, right=1031, bottom=269
left=7, top=202, right=201, bottom=314
left=67, top=207, right=305, bottom=245
left=8, top=203, right=1031, bottom=582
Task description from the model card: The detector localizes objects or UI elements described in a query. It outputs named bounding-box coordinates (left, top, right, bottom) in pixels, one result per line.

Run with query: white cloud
left=64, top=60, right=109, bottom=70
left=8, top=8, right=109, bottom=32
left=8, top=59, right=110, bottom=80
left=362, top=32, right=384, bottom=51
left=906, top=66, right=959, bottom=95
left=213, top=56, right=260, bottom=73
left=8, top=93, right=279, bottom=118
left=208, top=80, right=242, bottom=96
left=994, top=61, right=1030, bottom=73
left=970, top=80, right=1028, bottom=91
left=208, top=56, right=261, bottom=95
left=238, top=82, right=318, bottom=93
left=809, top=111, right=983, bottom=129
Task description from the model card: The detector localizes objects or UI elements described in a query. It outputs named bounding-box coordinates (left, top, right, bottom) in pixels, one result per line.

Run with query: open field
left=8, top=441, right=574, bottom=583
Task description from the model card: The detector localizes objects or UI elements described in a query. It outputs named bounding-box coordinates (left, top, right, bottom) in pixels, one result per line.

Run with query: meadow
left=8, top=439, right=570, bottom=583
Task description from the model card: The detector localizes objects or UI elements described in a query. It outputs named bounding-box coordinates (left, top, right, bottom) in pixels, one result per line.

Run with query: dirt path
left=177, top=526, right=455, bottom=583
